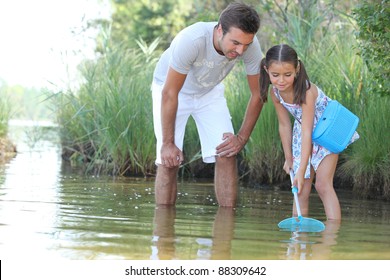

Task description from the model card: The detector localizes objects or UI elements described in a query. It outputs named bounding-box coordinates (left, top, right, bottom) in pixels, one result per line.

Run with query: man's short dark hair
left=218, top=2, right=260, bottom=35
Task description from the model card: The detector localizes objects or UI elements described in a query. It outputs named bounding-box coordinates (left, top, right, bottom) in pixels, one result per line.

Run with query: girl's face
left=267, top=61, right=296, bottom=93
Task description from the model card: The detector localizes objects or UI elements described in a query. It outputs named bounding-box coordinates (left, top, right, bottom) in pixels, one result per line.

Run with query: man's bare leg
left=214, top=156, right=238, bottom=207
left=155, top=165, right=179, bottom=205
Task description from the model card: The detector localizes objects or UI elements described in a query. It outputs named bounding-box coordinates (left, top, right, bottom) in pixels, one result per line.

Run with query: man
left=152, top=2, right=264, bottom=207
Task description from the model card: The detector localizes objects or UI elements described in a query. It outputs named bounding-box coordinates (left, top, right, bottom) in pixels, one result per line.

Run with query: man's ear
left=216, top=24, right=224, bottom=37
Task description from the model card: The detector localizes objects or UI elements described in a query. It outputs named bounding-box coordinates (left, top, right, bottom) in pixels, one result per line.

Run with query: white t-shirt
left=153, top=22, right=262, bottom=96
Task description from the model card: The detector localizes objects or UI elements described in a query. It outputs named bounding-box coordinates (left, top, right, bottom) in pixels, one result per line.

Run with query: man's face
left=215, top=25, right=255, bottom=60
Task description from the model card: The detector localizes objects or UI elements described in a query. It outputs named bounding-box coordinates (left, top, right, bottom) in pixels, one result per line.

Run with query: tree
left=108, top=0, right=193, bottom=49
left=353, top=0, right=390, bottom=96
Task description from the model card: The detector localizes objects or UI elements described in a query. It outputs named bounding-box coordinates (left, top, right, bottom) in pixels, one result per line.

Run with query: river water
left=0, top=123, right=389, bottom=261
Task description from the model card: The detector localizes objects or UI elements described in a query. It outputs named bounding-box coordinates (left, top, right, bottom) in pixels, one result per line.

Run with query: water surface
left=0, top=123, right=389, bottom=260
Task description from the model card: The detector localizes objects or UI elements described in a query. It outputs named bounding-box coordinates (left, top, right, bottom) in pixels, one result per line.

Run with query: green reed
left=223, top=65, right=285, bottom=183
left=339, top=96, right=390, bottom=200
left=55, top=38, right=160, bottom=176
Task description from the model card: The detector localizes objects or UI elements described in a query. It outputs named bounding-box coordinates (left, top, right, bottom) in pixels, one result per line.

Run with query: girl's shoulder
left=306, top=83, right=319, bottom=101
left=308, top=82, right=319, bottom=93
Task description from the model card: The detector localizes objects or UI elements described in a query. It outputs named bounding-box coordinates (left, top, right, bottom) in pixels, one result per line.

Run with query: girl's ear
left=263, top=66, right=269, bottom=74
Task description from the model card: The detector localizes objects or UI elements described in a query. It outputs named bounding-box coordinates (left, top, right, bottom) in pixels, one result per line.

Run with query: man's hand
left=161, top=143, right=184, bottom=168
left=215, top=132, right=246, bottom=157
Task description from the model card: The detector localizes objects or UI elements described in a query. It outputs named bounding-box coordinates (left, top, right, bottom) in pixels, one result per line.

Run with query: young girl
left=260, top=44, right=359, bottom=220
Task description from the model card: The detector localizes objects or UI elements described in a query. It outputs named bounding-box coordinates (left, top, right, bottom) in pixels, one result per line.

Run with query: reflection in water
left=0, top=124, right=62, bottom=259
left=151, top=205, right=177, bottom=260
left=281, top=220, right=341, bottom=260
left=210, top=207, right=235, bottom=260
left=151, top=206, right=235, bottom=260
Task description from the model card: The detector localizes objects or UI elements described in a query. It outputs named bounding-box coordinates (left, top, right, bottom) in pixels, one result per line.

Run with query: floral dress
left=274, top=85, right=360, bottom=178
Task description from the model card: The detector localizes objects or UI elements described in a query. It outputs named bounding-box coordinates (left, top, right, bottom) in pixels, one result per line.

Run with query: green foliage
left=242, top=99, right=284, bottom=184
left=353, top=0, right=390, bottom=97
left=257, top=0, right=344, bottom=49
left=307, top=24, right=366, bottom=109
left=0, top=82, right=53, bottom=121
left=109, top=0, right=193, bottom=49
left=106, top=0, right=242, bottom=51
left=0, top=81, right=50, bottom=138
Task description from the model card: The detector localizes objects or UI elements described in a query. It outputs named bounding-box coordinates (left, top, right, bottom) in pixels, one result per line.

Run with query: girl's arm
left=270, top=91, right=293, bottom=174
left=295, top=85, right=318, bottom=192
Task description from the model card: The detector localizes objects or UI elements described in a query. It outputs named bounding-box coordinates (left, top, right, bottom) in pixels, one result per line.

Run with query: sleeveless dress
left=274, top=85, right=360, bottom=178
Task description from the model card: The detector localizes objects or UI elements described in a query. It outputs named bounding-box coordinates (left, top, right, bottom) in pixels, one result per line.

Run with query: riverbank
left=0, top=137, right=16, bottom=163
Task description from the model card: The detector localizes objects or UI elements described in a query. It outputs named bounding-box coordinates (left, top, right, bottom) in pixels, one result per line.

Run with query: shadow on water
left=0, top=123, right=390, bottom=260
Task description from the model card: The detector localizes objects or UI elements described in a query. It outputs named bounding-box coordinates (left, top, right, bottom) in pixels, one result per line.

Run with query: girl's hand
left=294, top=169, right=305, bottom=194
left=283, top=160, right=293, bottom=175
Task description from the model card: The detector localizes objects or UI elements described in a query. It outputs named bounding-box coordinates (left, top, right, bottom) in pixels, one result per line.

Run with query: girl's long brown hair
left=260, top=44, right=311, bottom=104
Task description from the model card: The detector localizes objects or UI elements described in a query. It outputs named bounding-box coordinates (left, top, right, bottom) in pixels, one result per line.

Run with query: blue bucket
left=312, top=100, right=359, bottom=154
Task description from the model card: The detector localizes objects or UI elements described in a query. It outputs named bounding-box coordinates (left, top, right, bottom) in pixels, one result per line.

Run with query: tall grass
left=339, top=96, right=390, bottom=199
left=54, top=37, right=160, bottom=176
left=224, top=65, right=285, bottom=183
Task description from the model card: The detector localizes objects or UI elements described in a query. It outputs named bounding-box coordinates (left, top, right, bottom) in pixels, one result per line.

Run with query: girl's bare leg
left=294, top=168, right=314, bottom=217
left=314, top=154, right=341, bottom=220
